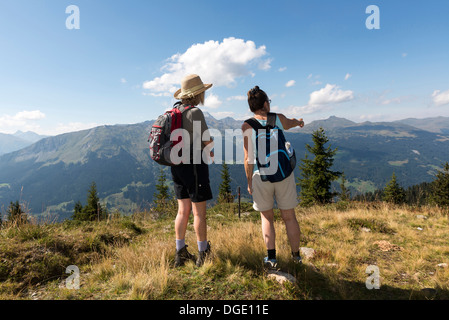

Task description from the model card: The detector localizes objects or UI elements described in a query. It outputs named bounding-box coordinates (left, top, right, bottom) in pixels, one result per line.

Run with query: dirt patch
left=373, top=240, right=403, bottom=252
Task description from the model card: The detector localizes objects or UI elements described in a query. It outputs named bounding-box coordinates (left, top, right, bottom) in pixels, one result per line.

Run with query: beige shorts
left=251, top=171, right=298, bottom=212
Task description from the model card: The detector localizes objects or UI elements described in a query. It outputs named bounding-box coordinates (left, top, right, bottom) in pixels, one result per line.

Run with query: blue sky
left=0, top=0, right=448, bottom=135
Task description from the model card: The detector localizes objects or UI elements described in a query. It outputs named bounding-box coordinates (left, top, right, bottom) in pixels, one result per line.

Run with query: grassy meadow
left=0, top=202, right=448, bottom=300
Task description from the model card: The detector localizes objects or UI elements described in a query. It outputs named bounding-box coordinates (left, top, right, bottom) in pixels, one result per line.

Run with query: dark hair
left=247, top=86, right=269, bottom=113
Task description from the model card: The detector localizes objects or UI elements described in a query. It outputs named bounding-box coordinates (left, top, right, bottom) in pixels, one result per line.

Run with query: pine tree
left=297, top=127, right=341, bottom=206
left=339, top=173, right=351, bottom=202
left=153, top=168, right=171, bottom=209
left=383, top=172, right=406, bottom=205
left=84, top=182, right=103, bottom=221
left=430, top=162, right=449, bottom=207
left=72, top=200, right=85, bottom=221
left=7, top=200, right=27, bottom=225
left=405, top=182, right=432, bottom=206
left=218, top=162, right=234, bottom=203
left=74, top=201, right=83, bottom=215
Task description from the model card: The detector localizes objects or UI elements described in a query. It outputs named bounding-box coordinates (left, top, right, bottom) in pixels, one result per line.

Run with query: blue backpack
left=245, top=113, right=296, bottom=183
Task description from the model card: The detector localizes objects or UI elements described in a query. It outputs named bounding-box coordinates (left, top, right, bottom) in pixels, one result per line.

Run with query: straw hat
left=174, top=74, right=213, bottom=100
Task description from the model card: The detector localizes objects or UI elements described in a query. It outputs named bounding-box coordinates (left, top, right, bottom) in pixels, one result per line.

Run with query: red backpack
left=148, top=102, right=195, bottom=166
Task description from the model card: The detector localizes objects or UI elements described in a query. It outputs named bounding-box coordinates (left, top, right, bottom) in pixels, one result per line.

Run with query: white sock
left=198, top=240, right=208, bottom=252
left=176, top=239, right=185, bottom=251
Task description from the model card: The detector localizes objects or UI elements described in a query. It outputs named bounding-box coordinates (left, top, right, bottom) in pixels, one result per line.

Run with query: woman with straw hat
left=172, top=74, right=214, bottom=267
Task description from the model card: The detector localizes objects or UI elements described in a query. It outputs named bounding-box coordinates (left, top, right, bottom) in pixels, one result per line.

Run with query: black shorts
left=171, top=163, right=213, bottom=203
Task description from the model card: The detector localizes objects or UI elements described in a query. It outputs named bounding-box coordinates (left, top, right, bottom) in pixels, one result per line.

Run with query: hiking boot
left=263, top=257, right=278, bottom=270
left=174, top=245, right=196, bottom=267
left=292, top=254, right=303, bottom=265
left=196, top=241, right=211, bottom=267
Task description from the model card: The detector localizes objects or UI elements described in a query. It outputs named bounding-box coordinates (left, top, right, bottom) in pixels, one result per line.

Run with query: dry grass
left=1, top=202, right=448, bottom=300
left=294, top=203, right=449, bottom=299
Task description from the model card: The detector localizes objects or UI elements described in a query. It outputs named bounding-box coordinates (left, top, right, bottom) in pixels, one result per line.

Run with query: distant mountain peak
left=0, top=131, right=48, bottom=156
left=326, top=115, right=355, bottom=122
left=395, top=116, right=449, bottom=134
left=202, top=111, right=216, bottom=119
left=297, top=116, right=356, bottom=133
left=13, top=130, right=47, bottom=143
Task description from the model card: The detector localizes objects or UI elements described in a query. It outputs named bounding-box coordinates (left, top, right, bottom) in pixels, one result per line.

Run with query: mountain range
left=0, top=131, right=47, bottom=156
left=0, top=115, right=448, bottom=221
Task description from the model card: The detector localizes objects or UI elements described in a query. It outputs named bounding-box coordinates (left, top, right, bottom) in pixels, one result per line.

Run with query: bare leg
left=280, top=208, right=301, bottom=252
left=175, top=199, right=192, bottom=241
left=192, top=201, right=207, bottom=242
left=260, top=209, right=276, bottom=250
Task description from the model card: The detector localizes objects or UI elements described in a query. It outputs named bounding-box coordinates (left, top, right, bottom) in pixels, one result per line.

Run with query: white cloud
left=143, top=37, right=270, bottom=96
left=121, top=78, right=127, bottom=83
left=285, top=80, right=296, bottom=88
left=204, top=93, right=223, bottom=109
left=227, top=95, right=247, bottom=101
left=360, top=114, right=379, bottom=121
left=381, top=97, right=402, bottom=105
left=0, top=110, right=46, bottom=133
left=278, top=67, right=287, bottom=72
left=15, top=110, right=45, bottom=121
left=345, top=73, right=352, bottom=80
left=49, top=122, right=100, bottom=135
left=258, top=58, right=273, bottom=71
left=307, top=74, right=320, bottom=80
left=402, top=53, right=408, bottom=58
left=142, top=92, right=171, bottom=97
left=308, top=84, right=354, bottom=106
left=281, top=104, right=330, bottom=117
left=277, top=84, right=354, bottom=117
left=432, top=89, right=449, bottom=107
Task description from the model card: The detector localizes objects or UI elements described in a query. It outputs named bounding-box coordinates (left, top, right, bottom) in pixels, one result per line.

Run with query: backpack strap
left=245, top=113, right=277, bottom=130
left=267, top=113, right=277, bottom=129
left=244, top=118, right=266, bottom=132
left=175, top=103, right=197, bottom=114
